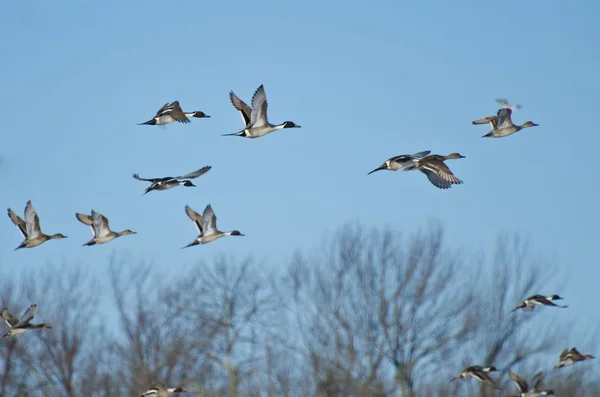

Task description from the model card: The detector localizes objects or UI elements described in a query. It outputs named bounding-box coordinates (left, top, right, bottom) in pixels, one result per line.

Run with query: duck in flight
left=473, top=107, right=538, bottom=138
left=7, top=201, right=67, bottom=250
left=367, top=151, right=431, bottom=175
left=133, top=166, right=211, bottom=195
left=76, top=210, right=136, bottom=246
left=223, top=84, right=301, bottom=138
left=402, top=153, right=465, bottom=189
left=138, top=101, right=210, bottom=125
left=182, top=204, right=244, bottom=247
left=508, top=370, right=554, bottom=396
left=554, top=347, right=595, bottom=369
left=449, top=365, right=501, bottom=390
left=1, top=304, right=52, bottom=338
left=511, top=294, right=568, bottom=312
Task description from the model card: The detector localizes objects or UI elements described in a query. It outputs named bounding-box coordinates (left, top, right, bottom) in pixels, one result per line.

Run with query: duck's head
left=38, top=323, right=52, bottom=329
left=483, top=366, right=497, bottom=372
left=522, top=121, right=539, bottom=128
left=368, top=161, right=389, bottom=175
left=182, top=180, right=196, bottom=187
left=51, top=233, right=67, bottom=239
left=230, top=230, right=244, bottom=236
left=548, top=294, right=563, bottom=300
left=585, top=354, right=596, bottom=359
left=282, top=121, right=301, bottom=129
left=193, top=111, right=210, bottom=119
left=120, top=230, right=137, bottom=236
left=447, top=153, right=466, bottom=159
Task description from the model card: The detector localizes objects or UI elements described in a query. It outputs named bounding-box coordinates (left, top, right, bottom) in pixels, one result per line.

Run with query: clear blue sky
left=1, top=0, right=599, bottom=335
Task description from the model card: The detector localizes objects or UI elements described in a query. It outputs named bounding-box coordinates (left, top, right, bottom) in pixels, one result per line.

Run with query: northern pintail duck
left=1, top=304, right=51, bottom=338
left=133, top=166, right=211, bottom=195
left=182, top=204, right=244, bottom=248
left=223, top=84, right=301, bottom=138
left=508, top=370, right=554, bottom=396
left=402, top=153, right=465, bottom=189
left=473, top=108, right=538, bottom=138
left=511, top=295, right=568, bottom=312
left=140, top=384, right=186, bottom=397
left=554, top=347, right=595, bottom=369
left=7, top=201, right=67, bottom=250
left=496, top=98, right=522, bottom=111
left=449, top=366, right=501, bottom=390
left=76, top=210, right=136, bottom=246
left=139, top=101, right=210, bottom=125
left=367, top=151, right=431, bottom=175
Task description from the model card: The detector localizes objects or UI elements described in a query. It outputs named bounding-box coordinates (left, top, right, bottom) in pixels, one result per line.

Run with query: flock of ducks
left=6, top=84, right=304, bottom=251
left=450, top=294, right=594, bottom=396
left=368, top=98, right=539, bottom=189
left=1, top=88, right=591, bottom=397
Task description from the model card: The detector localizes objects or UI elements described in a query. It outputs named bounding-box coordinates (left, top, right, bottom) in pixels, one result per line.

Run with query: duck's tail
left=221, top=129, right=247, bottom=137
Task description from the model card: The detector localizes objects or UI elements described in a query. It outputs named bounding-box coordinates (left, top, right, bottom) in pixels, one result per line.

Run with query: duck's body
left=368, top=151, right=431, bottom=174
left=7, top=201, right=67, bottom=250
left=508, top=370, right=554, bottom=396
left=555, top=347, right=595, bottom=369
left=512, top=294, right=568, bottom=312
left=182, top=204, right=243, bottom=248
left=1, top=304, right=52, bottom=338
left=140, top=384, right=185, bottom=397
left=139, top=101, right=210, bottom=125
left=224, top=85, right=301, bottom=138
left=473, top=108, right=538, bottom=138
left=133, top=166, right=211, bottom=195
left=402, top=153, right=465, bottom=189
left=450, top=366, right=501, bottom=390
left=76, top=210, right=136, bottom=246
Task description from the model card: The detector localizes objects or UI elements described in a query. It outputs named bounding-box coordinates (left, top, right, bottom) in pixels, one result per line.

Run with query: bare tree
left=450, top=234, right=569, bottom=397
left=287, top=222, right=473, bottom=397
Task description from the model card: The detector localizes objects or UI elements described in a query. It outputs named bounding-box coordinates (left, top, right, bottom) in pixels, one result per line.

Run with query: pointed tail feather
left=221, top=130, right=247, bottom=137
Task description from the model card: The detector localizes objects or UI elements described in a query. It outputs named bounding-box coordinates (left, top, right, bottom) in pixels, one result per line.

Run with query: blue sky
left=1, top=0, right=599, bottom=338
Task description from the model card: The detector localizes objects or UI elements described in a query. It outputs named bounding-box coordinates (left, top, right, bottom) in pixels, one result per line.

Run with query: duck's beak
left=368, top=165, right=385, bottom=175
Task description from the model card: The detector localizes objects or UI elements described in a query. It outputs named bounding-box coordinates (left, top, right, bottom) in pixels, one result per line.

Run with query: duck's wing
left=185, top=205, right=203, bottom=234
left=1, top=308, right=19, bottom=328
left=132, top=173, right=161, bottom=182
left=472, top=115, right=498, bottom=129
left=92, top=210, right=112, bottom=237
left=419, top=160, right=463, bottom=189
left=202, top=204, right=218, bottom=235
left=568, top=347, right=584, bottom=359
left=168, top=101, right=192, bottom=123
left=229, top=91, right=252, bottom=126
left=496, top=108, right=514, bottom=128
left=24, top=201, right=43, bottom=239
left=139, top=387, right=160, bottom=397
left=496, top=98, right=521, bottom=110
left=175, top=166, right=211, bottom=180
left=471, top=370, right=500, bottom=389
left=559, top=348, right=569, bottom=360
left=16, top=304, right=37, bottom=327
left=154, top=102, right=171, bottom=117
left=7, top=208, right=28, bottom=238
left=411, top=150, right=431, bottom=158
left=249, top=84, right=268, bottom=127
left=531, top=372, right=544, bottom=391
left=76, top=213, right=96, bottom=237
left=509, top=370, right=528, bottom=393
